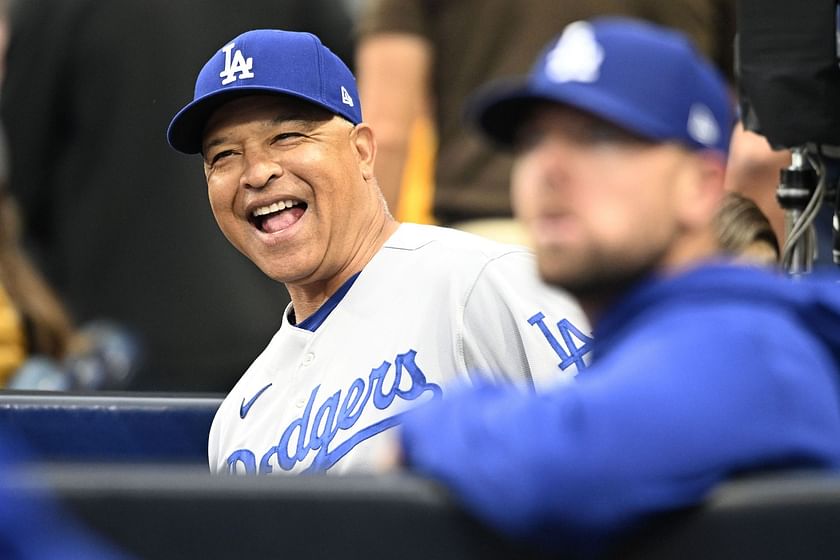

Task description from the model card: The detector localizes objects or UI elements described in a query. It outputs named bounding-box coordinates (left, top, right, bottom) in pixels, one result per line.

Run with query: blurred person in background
left=715, top=191, right=780, bottom=266
left=0, top=0, right=127, bottom=390
left=724, top=123, right=789, bottom=246
left=0, top=179, right=77, bottom=387
left=355, top=0, right=735, bottom=243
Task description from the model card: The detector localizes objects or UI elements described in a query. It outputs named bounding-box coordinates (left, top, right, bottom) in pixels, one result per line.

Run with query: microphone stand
left=777, top=147, right=821, bottom=275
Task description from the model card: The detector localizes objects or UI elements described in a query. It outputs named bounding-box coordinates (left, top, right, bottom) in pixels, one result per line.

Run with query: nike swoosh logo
left=240, top=383, right=273, bottom=419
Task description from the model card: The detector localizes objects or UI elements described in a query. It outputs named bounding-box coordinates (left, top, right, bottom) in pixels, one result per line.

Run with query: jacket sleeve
left=400, top=306, right=840, bottom=545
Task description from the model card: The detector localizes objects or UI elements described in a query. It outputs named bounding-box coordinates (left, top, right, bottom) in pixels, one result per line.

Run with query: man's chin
left=537, top=258, right=655, bottom=304
left=534, top=246, right=589, bottom=288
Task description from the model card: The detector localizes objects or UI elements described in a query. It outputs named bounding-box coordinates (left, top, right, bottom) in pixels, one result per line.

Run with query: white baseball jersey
left=209, top=223, right=592, bottom=475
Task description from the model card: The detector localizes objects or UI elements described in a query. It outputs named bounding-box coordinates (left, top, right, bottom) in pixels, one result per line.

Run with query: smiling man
left=167, top=29, right=591, bottom=474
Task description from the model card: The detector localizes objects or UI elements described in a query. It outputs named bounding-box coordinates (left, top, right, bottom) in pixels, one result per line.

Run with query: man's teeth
left=252, top=200, right=301, bottom=217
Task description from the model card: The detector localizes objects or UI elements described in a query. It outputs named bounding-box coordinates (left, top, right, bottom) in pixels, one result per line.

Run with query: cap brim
left=167, top=86, right=345, bottom=155
left=167, top=89, right=252, bottom=155
left=465, top=78, right=676, bottom=150
left=464, top=79, right=537, bottom=148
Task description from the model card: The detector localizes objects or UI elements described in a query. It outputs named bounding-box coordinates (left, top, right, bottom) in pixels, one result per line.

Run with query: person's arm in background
left=0, top=282, right=24, bottom=384
left=724, top=122, right=790, bottom=247
left=700, top=0, right=790, bottom=252
left=355, top=0, right=433, bottom=215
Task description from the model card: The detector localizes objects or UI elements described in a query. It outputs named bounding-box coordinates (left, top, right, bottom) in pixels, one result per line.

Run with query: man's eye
left=512, top=127, right=545, bottom=154
left=583, top=123, right=640, bottom=145
left=587, top=127, right=623, bottom=143
left=272, top=132, right=302, bottom=143
left=210, top=150, right=235, bottom=165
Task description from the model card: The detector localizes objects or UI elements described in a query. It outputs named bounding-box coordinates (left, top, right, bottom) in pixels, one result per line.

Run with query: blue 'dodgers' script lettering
left=226, top=349, right=441, bottom=474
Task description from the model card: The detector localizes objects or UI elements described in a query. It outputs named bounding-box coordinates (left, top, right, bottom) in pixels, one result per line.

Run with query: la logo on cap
left=545, top=22, right=604, bottom=83
left=219, top=42, right=254, bottom=86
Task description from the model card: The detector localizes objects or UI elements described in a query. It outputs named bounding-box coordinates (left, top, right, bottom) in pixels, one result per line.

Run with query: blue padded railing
left=0, top=392, right=222, bottom=464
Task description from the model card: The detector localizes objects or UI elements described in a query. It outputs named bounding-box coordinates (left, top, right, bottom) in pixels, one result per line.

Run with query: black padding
left=12, top=467, right=530, bottom=559
left=736, top=0, right=840, bottom=148
left=7, top=466, right=840, bottom=559
left=618, top=471, right=840, bottom=559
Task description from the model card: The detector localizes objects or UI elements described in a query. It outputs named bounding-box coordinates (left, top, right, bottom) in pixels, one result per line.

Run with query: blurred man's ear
left=677, top=150, right=727, bottom=230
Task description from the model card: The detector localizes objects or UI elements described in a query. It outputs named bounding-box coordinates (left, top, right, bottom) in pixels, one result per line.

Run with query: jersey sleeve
left=400, top=306, right=840, bottom=547
left=459, top=251, right=592, bottom=390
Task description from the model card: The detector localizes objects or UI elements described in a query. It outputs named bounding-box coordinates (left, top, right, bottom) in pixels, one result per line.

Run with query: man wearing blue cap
left=391, top=18, right=840, bottom=548
left=167, top=30, right=592, bottom=474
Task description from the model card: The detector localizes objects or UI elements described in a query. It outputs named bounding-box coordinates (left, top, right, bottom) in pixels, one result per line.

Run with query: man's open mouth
left=250, top=199, right=308, bottom=234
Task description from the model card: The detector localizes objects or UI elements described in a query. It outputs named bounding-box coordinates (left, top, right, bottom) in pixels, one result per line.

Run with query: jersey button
left=295, top=398, right=306, bottom=408
left=302, top=352, right=315, bottom=366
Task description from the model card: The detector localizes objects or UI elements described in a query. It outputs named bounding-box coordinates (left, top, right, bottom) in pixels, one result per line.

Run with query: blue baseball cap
left=466, top=18, right=734, bottom=155
left=167, top=29, right=362, bottom=154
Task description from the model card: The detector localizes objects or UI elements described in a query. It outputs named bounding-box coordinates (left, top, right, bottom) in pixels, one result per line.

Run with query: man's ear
left=351, top=123, right=377, bottom=180
left=679, top=150, right=727, bottom=229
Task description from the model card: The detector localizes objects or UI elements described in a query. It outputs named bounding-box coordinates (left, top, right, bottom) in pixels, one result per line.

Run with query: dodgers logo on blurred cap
left=466, top=17, right=733, bottom=155
left=544, top=21, right=604, bottom=84
left=167, top=29, right=362, bottom=154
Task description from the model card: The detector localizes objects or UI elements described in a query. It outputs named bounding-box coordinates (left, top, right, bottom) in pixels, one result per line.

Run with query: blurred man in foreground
left=393, top=18, right=840, bottom=550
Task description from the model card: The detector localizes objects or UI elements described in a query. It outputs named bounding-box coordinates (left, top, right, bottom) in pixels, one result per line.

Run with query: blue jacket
left=400, top=264, right=840, bottom=546
left=0, top=430, right=129, bottom=559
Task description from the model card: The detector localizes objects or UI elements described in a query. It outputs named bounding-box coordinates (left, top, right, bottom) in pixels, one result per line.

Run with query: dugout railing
left=3, top=465, right=838, bottom=560
left=1, top=392, right=839, bottom=559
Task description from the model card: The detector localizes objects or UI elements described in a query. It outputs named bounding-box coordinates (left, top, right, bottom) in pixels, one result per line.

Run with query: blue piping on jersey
left=296, top=272, right=361, bottom=332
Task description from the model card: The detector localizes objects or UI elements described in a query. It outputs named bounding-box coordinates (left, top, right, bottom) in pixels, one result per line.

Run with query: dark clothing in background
left=1, top=0, right=354, bottom=391
left=357, top=0, right=734, bottom=225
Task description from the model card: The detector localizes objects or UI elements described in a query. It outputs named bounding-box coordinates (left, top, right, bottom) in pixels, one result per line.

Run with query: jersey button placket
left=296, top=352, right=315, bottom=408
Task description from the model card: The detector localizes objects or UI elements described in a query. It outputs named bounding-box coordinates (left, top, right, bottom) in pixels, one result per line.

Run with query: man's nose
left=240, top=148, right=283, bottom=189
left=527, top=135, right=577, bottom=190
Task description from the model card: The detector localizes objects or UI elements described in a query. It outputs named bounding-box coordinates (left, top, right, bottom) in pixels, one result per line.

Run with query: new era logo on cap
left=341, top=86, right=354, bottom=107
left=167, top=29, right=362, bottom=154
left=687, top=102, right=721, bottom=147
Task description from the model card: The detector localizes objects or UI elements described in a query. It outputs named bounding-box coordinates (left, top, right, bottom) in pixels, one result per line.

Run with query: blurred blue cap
left=167, top=29, right=361, bottom=154
left=467, top=18, right=734, bottom=155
